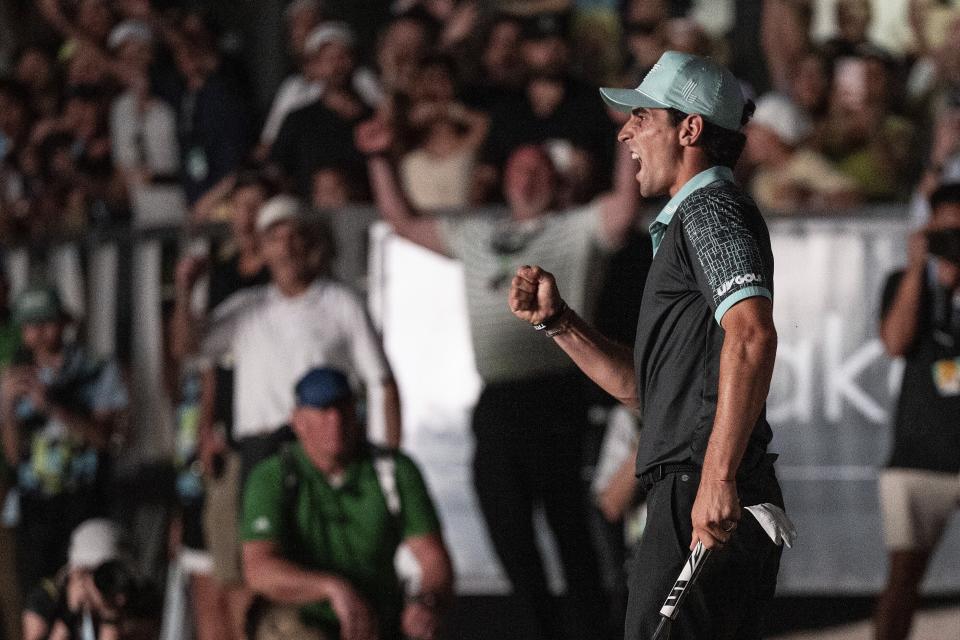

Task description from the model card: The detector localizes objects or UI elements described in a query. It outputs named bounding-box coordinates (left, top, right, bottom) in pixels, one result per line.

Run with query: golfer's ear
left=679, top=114, right=704, bottom=147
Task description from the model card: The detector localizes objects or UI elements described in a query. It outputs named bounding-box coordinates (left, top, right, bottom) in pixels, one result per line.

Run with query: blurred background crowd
left=0, top=0, right=958, bottom=639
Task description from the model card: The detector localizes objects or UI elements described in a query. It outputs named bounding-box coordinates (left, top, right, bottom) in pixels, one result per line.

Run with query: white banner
left=372, top=215, right=960, bottom=595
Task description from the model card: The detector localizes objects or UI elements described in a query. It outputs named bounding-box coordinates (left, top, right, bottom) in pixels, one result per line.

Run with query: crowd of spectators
left=0, top=0, right=959, bottom=639
left=2, top=0, right=960, bottom=243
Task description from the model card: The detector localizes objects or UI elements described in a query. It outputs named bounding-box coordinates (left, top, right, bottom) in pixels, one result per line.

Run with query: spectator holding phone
left=876, top=182, right=960, bottom=640
left=0, top=285, right=129, bottom=597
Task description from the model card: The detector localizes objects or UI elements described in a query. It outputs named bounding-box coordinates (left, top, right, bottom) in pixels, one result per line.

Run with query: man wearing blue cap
left=510, top=51, right=786, bottom=638
left=241, top=367, right=452, bottom=640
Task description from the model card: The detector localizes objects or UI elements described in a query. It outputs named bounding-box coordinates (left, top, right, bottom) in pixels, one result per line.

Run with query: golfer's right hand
left=326, top=578, right=378, bottom=640
left=509, top=265, right=563, bottom=327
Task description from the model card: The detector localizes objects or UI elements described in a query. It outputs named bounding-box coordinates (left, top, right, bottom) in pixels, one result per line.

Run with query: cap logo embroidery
left=680, top=79, right=698, bottom=102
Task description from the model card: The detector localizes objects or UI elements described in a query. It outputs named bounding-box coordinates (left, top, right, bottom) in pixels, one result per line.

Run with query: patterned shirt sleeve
left=678, top=188, right=773, bottom=325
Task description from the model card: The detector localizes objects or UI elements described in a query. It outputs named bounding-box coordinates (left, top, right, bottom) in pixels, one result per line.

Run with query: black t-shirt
left=270, top=98, right=372, bottom=198
left=633, top=176, right=776, bottom=478
left=880, top=270, right=960, bottom=473
left=481, top=77, right=616, bottom=195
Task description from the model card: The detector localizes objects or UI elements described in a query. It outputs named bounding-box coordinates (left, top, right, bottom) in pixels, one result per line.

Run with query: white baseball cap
left=750, top=93, right=812, bottom=147
left=68, top=519, right=120, bottom=570
left=303, top=22, right=354, bottom=56
left=107, top=20, right=154, bottom=50
left=256, top=194, right=305, bottom=233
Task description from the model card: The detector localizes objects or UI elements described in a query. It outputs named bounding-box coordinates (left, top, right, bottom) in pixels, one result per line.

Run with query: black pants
left=624, top=466, right=784, bottom=640
left=472, top=373, right=606, bottom=640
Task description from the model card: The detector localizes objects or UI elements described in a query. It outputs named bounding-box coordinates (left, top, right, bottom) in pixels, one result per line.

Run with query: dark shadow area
left=763, top=594, right=960, bottom=636
left=446, top=594, right=960, bottom=640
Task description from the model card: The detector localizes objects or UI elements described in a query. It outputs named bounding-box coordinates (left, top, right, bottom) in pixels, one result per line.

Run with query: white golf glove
left=744, top=503, right=797, bottom=548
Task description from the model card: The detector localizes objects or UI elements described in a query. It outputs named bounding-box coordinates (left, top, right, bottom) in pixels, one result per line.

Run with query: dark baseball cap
left=13, top=285, right=65, bottom=326
left=295, top=367, right=352, bottom=409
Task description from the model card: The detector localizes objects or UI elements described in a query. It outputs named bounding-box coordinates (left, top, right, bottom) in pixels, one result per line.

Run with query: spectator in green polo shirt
left=241, top=367, right=453, bottom=640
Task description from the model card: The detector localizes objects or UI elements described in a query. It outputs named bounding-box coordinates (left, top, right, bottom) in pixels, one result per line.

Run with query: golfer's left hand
left=690, top=478, right=741, bottom=550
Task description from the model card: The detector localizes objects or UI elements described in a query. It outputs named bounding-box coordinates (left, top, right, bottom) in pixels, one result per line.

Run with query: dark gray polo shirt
left=633, top=166, right=775, bottom=478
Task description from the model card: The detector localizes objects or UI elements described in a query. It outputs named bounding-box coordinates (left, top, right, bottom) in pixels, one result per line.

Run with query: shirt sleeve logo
left=252, top=516, right=273, bottom=534
left=716, top=273, right=764, bottom=297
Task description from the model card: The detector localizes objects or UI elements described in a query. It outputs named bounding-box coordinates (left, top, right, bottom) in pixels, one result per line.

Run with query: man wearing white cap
left=23, top=519, right=133, bottom=640
left=260, top=21, right=381, bottom=160
left=107, top=19, right=181, bottom=189
left=509, top=51, right=787, bottom=638
left=172, top=194, right=401, bottom=596
left=743, top=93, right=859, bottom=212
left=175, top=194, right=400, bottom=470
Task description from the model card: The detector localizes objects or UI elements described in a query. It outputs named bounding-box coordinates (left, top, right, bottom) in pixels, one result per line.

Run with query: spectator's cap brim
left=107, top=20, right=153, bottom=50
left=303, top=21, right=355, bottom=56
left=13, top=285, right=64, bottom=326
left=295, top=367, right=352, bottom=409
left=69, top=519, right=120, bottom=570
left=256, top=194, right=304, bottom=233
left=599, top=87, right=669, bottom=113
left=750, top=93, right=812, bottom=146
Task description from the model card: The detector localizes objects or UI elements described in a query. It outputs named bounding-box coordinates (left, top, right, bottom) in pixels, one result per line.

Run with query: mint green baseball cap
left=13, top=285, right=64, bottom=325
left=600, top=51, right=746, bottom=131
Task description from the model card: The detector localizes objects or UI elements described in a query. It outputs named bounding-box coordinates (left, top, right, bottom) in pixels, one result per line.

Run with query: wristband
left=533, top=300, right=568, bottom=334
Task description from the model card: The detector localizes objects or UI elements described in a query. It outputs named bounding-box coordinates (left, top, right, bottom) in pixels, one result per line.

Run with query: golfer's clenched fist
left=509, top=265, right=564, bottom=326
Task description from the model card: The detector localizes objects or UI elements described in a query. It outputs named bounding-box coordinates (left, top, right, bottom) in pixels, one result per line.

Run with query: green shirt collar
left=649, top=165, right=735, bottom=254
left=292, top=443, right=363, bottom=490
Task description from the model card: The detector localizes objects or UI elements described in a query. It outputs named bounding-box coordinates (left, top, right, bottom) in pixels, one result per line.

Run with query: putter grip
left=658, top=541, right=712, bottom=620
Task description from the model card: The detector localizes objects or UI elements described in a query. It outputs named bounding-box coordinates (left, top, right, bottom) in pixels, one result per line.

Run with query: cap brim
left=599, top=87, right=669, bottom=113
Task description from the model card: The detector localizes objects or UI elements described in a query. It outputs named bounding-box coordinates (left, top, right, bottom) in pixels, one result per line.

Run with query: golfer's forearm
left=552, top=310, right=639, bottom=411
left=701, top=324, right=777, bottom=481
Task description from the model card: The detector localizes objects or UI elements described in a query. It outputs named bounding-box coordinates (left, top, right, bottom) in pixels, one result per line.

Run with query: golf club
left=649, top=503, right=796, bottom=640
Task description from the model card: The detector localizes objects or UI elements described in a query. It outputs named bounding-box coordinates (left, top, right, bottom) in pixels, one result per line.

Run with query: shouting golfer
left=509, top=51, right=786, bottom=638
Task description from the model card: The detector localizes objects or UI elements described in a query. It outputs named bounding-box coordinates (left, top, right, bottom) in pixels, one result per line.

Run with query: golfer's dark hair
left=667, top=100, right=756, bottom=169
left=929, top=182, right=960, bottom=211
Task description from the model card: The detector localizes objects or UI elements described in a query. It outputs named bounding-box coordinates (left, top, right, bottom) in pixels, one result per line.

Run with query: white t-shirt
left=439, top=203, right=609, bottom=382
left=110, top=91, right=180, bottom=176
left=201, top=279, right=391, bottom=438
